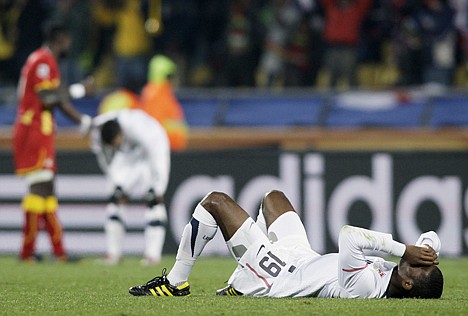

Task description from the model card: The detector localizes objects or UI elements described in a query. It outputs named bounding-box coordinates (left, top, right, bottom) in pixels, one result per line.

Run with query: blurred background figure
left=220, top=0, right=261, bottom=87
left=113, top=0, right=152, bottom=90
left=13, top=0, right=49, bottom=84
left=418, top=0, right=456, bottom=87
left=91, top=109, right=171, bottom=266
left=97, top=76, right=140, bottom=115
left=139, top=55, right=188, bottom=152
left=13, top=21, right=92, bottom=262
left=0, top=0, right=20, bottom=86
left=320, top=0, right=373, bottom=89
left=49, top=0, right=91, bottom=85
left=88, top=0, right=152, bottom=91
left=256, top=0, right=301, bottom=88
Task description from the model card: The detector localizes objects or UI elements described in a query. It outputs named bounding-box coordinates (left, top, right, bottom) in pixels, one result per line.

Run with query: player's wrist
left=69, top=83, right=86, bottom=99
left=79, top=114, right=92, bottom=136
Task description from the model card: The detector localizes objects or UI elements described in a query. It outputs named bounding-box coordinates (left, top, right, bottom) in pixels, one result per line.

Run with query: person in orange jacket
left=139, top=55, right=189, bottom=151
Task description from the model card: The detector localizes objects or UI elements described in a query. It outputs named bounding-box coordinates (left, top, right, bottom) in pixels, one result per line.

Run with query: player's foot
left=140, top=257, right=160, bottom=266
left=19, top=254, right=43, bottom=263
left=96, top=255, right=122, bottom=266
left=216, top=285, right=243, bottom=296
left=54, top=254, right=82, bottom=263
left=129, top=269, right=191, bottom=297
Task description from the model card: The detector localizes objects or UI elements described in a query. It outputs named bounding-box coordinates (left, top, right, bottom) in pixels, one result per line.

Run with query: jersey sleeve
left=32, top=55, right=60, bottom=93
left=337, top=225, right=406, bottom=297
left=415, top=231, right=441, bottom=255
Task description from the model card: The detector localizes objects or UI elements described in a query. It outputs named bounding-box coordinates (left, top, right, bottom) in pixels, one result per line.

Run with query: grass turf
left=0, top=255, right=467, bottom=316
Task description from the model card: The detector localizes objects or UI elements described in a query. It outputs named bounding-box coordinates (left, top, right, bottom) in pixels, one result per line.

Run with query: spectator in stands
left=221, top=0, right=261, bottom=87
left=49, top=0, right=91, bottom=85
left=257, top=0, right=301, bottom=88
left=320, top=0, right=373, bottom=89
left=0, top=0, right=20, bottom=86
left=113, top=0, right=152, bottom=90
left=418, top=0, right=457, bottom=86
left=140, top=55, right=189, bottom=151
left=284, top=15, right=315, bottom=87
left=452, top=0, right=468, bottom=70
left=391, top=0, right=423, bottom=86
left=14, top=0, right=49, bottom=83
left=97, top=76, right=140, bottom=115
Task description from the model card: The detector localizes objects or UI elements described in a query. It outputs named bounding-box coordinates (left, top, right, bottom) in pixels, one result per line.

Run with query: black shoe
left=216, top=285, right=243, bottom=296
left=129, top=269, right=191, bottom=297
left=19, top=253, right=43, bottom=263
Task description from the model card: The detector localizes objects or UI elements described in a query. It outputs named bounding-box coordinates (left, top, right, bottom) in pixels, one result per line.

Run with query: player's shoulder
left=29, top=48, right=54, bottom=64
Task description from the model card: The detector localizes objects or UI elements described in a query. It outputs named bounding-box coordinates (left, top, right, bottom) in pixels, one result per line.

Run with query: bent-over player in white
left=91, top=109, right=170, bottom=265
left=129, top=190, right=443, bottom=298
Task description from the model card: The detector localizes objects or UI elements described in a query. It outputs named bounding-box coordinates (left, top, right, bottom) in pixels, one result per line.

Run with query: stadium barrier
left=1, top=149, right=467, bottom=256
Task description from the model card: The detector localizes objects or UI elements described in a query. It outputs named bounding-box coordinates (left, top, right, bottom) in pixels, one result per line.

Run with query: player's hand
left=79, top=114, right=93, bottom=137
left=403, top=245, right=439, bottom=266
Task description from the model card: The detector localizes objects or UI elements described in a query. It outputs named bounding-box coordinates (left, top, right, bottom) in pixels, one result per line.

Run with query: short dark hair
left=409, top=266, right=444, bottom=299
left=101, top=119, right=121, bottom=145
left=43, top=20, right=70, bottom=43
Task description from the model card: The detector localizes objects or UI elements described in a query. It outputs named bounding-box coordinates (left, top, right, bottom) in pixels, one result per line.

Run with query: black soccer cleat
left=216, top=285, right=243, bottom=296
left=129, top=269, right=191, bottom=297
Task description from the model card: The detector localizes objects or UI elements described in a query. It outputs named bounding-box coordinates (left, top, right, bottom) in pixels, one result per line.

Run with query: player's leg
left=42, top=193, right=66, bottom=260
left=101, top=186, right=127, bottom=265
left=142, top=189, right=167, bottom=265
left=31, top=178, right=67, bottom=261
left=19, top=185, right=44, bottom=261
left=166, top=191, right=249, bottom=284
left=129, top=191, right=252, bottom=296
left=261, top=190, right=296, bottom=229
left=19, top=171, right=55, bottom=261
left=262, top=190, right=316, bottom=255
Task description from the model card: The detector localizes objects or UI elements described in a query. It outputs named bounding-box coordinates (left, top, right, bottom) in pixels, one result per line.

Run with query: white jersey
left=228, top=216, right=441, bottom=298
left=91, top=109, right=171, bottom=197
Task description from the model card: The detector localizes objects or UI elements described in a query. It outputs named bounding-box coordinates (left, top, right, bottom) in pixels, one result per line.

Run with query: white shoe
left=140, top=257, right=160, bottom=266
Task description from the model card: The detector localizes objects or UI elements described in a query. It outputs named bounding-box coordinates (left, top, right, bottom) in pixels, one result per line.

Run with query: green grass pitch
left=1, top=255, right=467, bottom=315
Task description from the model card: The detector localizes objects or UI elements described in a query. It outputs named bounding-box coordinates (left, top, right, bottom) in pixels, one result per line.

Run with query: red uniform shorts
left=13, top=122, right=56, bottom=175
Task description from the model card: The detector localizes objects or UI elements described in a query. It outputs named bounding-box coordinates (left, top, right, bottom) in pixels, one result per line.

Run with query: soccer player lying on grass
left=129, top=190, right=443, bottom=298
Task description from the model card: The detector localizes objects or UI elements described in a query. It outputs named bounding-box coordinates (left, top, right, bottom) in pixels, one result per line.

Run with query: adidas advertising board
left=0, top=150, right=467, bottom=256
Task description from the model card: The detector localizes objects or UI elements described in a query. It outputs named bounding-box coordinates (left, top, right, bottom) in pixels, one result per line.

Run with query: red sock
left=20, top=195, right=44, bottom=260
left=43, top=196, right=66, bottom=257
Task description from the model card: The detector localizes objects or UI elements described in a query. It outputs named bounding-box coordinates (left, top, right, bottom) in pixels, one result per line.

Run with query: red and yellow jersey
left=13, top=47, right=60, bottom=175
left=16, top=47, right=60, bottom=133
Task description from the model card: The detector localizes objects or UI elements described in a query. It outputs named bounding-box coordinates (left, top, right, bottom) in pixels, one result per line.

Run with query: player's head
left=43, top=20, right=72, bottom=58
left=101, top=119, right=123, bottom=148
left=392, top=259, right=444, bottom=299
left=409, top=265, right=444, bottom=299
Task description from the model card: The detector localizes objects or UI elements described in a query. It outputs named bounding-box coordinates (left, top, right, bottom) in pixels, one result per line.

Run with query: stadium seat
left=179, top=98, right=222, bottom=127
left=428, top=96, right=468, bottom=127
left=325, top=97, right=427, bottom=128
left=222, top=96, right=325, bottom=127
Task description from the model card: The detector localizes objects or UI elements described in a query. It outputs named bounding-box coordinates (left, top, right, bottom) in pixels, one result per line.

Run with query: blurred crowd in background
left=1, top=0, right=468, bottom=92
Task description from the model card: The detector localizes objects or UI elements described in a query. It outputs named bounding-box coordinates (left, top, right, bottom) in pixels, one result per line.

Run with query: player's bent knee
left=201, top=191, right=232, bottom=215
left=263, top=190, right=286, bottom=201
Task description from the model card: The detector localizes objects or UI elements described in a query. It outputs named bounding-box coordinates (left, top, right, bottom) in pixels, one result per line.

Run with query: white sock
left=144, top=204, right=167, bottom=261
left=105, top=203, right=125, bottom=259
left=167, top=203, right=217, bottom=286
